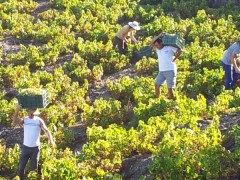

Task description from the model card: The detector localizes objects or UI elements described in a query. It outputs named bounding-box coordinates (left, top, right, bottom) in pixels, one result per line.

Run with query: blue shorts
left=155, top=70, right=176, bottom=88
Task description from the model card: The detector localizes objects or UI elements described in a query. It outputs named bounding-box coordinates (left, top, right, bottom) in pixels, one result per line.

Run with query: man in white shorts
left=13, top=105, right=54, bottom=180
left=150, top=33, right=182, bottom=99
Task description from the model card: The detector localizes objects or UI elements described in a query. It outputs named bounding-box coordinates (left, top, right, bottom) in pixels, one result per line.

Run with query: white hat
left=128, top=21, right=140, bottom=30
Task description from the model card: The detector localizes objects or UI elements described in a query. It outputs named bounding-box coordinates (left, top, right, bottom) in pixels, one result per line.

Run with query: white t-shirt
left=221, top=42, right=240, bottom=65
left=23, top=116, right=42, bottom=147
left=156, top=46, right=178, bottom=71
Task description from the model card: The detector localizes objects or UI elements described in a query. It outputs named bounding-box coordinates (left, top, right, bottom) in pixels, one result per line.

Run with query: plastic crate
left=162, top=33, right=185, bottom=49
left=17, top=89, right=49, bottom=109
left=132, top=46, right=153, bottom=62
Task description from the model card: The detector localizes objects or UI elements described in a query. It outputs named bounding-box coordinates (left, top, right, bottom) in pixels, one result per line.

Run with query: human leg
left=155, top=72, right=165, bottom=98
left=116, top=37, right=127, bottom=54
left=165, top=70, right=176, bottom=99
left=29, top=146, right=40, bottom=172
left=154, top=83, right=161, bottom=98
left=232, top=68, right=239, bottom=89
left=18, top=146, right=30, bottom=180
left=121, top=41, right=127, bottom=54
left=167, top=88, right=174, bottom=99
left=222, top=62, right=232, bottom=90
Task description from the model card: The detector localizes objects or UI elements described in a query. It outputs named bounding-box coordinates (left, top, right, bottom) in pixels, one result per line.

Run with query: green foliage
left=175, top=94, right=207, bottom=119
left=0, top=141, right=20, bottom=175
left=185, top=41, right=223, bottom=71
left=54, top=128, right=75, bottom=149
left=144, top=15, right=177, bottom=36
left=106, top=76, right=155, bottom=105
left=208, top=90, right=233, bottom=116
left=0, top=94, right=17, bottom=126
left=0, top=65, right=38, bottom=88
left=78, top=124, right=136, bottom=177
left=32, top=70, right=53, bottom=86
left=176, top=0, right=208, bottom=18
left=0, top=0, right=37, bottom=14
left=134, top=97, right=175, bottom=122
left=81, top=98, right=125, bottom=128
left=106, top=76, right=136, bottom=103
left=41, top=145, right=81, bottom=179
left=184, top=68, right=224, bottom=98
left=63, top=53, right=91, bottom=83
left=134, top=56, right=158, bottom=75
left=228, top=88, right=240, bottom=109
left=1, top=0, right=240, bottom=179
left=149, top=119, right=231, bottom=179
left=133, top=77, right=156, bottom=104
left=135, top=5, right=164, bottom=24
left=230, top=125, right=240, bottom=160
left=27, top=171, right=38, bottom=179
left=100, top=54, right=129, bottom=74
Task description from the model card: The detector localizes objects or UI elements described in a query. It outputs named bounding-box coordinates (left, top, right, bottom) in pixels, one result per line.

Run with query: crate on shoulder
left=162, top=33, right=185, bottom=49
left=17, top=88, right=49, bottom=109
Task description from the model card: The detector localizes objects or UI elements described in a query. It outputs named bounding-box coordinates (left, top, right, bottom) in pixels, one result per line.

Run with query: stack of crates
left=17, top=89, right=49, bottom=109
left=162, top=33, right=185, bottom=49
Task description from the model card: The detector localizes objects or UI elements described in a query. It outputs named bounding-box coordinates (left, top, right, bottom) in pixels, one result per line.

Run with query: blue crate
left=162, top=33, right=185, bottom=49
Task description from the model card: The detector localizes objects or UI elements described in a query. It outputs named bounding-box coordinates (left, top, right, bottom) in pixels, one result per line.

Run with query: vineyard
left=0, top=0, right=240, bottom=179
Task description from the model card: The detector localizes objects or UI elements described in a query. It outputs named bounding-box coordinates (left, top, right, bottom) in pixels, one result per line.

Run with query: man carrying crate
left=150, top=33, right=182, bottom=99
left=13, top=104, right=54, bottom=180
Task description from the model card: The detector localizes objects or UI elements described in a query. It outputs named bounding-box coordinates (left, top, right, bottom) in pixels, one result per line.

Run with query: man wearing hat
left=150, top=33, right=182, bottom=99
left=221, top=39, right=240, bottom=90
left=13, top=105, right=54, bottom=180
left=113, top=21, right=140, bottom=54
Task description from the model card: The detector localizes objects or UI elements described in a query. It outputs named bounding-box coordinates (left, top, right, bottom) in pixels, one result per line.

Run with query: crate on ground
left=17, top=88, right=49, bottom=109
left=162, top=33, right=185, bottom=49
left=132, top=46, right=153, bottom=63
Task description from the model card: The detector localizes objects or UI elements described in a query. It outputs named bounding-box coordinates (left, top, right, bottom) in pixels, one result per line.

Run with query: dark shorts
left=113, top=36, right=127, bottom=54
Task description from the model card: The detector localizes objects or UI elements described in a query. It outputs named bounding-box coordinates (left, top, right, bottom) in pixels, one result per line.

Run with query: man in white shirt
left=151, top=33, right=182, bottom=99
left=13, top=105, right=54, bottom=180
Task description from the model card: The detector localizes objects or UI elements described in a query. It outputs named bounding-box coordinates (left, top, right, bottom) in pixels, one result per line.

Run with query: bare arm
left=173, top=48, right=183, bottom=62
left=150, top=32, right=164, bottom=48
left=40, top=119, right=54, bottom=147
left=12, top=105, right=24, bottom=126
left=129, top=31, right=138, bottom=43
left=230, top=53, right=240, bottom=73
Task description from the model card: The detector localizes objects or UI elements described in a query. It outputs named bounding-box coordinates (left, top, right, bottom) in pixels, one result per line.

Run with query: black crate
left=162, top=34, right=185, bottom=49
left=17, top=89, right=49, bottom=109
